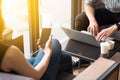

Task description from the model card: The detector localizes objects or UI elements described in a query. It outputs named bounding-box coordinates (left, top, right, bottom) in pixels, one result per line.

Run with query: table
left=62, top=39, right=120, bottom=62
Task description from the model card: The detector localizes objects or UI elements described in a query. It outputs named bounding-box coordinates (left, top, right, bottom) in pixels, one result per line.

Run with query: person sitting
left=0, top=30, right=73, bottom=80
left=0, top=2, right=73, bottom=79
left=75, top=0, right=120, bottom=41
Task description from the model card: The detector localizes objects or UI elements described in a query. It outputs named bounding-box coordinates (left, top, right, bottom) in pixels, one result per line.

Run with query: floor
left=72, top=56, right=89, bottom=76
left=72, top=52, right=120, bottom=80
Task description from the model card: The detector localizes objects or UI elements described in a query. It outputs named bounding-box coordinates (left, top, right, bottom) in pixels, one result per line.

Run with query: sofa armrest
left=0, top=72, right=34, bottom=80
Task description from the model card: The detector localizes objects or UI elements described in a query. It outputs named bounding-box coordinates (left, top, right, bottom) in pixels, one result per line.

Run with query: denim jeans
left=27, top=39, right=72, bottom=80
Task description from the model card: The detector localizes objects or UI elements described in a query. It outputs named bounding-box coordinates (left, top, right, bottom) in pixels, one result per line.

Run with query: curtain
left=28, top=0, right=40, bottom=53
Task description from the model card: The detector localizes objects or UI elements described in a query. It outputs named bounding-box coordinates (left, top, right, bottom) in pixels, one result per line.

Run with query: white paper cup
left=104, top=42, right=111, bottom=50
left=106, top=40, right=115, bottom=50
left=100, top=42, right=109, bottom=54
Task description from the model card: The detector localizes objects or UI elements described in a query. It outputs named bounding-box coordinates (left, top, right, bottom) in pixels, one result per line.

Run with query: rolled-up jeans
left=27, top=39, right=72, bottom=80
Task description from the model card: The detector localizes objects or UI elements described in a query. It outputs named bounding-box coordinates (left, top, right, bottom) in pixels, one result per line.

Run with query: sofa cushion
left=0, top=72, right=34, bottom=80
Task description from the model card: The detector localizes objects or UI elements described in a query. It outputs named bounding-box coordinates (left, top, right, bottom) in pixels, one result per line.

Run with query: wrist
left=115, top=22, right=120, bottom=31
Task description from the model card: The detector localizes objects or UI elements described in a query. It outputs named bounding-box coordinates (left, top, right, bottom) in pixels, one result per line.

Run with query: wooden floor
left=73, top=52, right=120, bottom=80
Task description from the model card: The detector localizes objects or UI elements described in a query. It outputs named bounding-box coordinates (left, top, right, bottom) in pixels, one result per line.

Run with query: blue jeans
left=27, top=39, right=72, bottom=80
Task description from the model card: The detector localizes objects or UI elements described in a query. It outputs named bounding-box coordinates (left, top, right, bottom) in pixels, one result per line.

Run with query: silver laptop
left=61, top=27, right=100, bottom=47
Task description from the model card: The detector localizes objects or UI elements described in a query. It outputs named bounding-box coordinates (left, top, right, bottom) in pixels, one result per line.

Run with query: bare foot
left=43, top=35, right=52, bottom=55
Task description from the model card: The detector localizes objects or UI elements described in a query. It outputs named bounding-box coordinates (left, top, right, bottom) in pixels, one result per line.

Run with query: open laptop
left=61, top=27, right=100, bottom=47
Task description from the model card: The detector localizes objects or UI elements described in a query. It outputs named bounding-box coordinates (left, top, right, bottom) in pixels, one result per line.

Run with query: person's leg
left=95, top=6, right=117, bottom=27
left=58, top=51, right=73, bottom=74
left=75, top=6, right=118, bottom=31
left=41, top=39, right=62, bottom=80
left=27, top=48, right=44, bottom=66
left=27, top=57, right=36, bottom=65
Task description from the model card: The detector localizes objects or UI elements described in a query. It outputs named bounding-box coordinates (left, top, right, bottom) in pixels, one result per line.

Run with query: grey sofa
left=0, top=72, right=75, bottom=80
left=0, top=72, right=34, bottom=80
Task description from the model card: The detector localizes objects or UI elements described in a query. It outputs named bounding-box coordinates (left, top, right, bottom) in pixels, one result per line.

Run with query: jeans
left=27, top=39, right=72, bottom=80
left=75, top=6, right=120, bottom=31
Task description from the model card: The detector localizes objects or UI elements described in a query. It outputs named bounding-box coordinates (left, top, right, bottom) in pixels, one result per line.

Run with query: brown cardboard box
left=73, top=57, right=119, bottom=80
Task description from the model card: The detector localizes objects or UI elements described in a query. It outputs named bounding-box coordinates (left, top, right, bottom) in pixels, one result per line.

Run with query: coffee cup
left=100, top=42, right=109, bottom=54
left=106, top=40, right=115, bottom=50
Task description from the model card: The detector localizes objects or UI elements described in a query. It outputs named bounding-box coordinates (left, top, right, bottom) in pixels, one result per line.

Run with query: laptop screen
left=61, top=27, right=100, bottom=47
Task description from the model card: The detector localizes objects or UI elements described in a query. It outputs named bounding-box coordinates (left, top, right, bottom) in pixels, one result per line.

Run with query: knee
left=62, top=51, right=72, bottom=63
left=52, top=39, right=61, bottom=53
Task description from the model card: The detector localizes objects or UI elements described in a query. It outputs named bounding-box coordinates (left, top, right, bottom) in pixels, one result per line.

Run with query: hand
left=87, top=21, right=99, bottom=36
left=36, top=38, right=42, bottom=48
left=96, top=25, right=118, bottom=41
left=43, top=35, right=52, bottom=55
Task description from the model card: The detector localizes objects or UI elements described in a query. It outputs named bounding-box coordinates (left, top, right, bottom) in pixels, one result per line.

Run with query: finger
left=36, top=39, right=40, bottom=45
left=87, top=26, right=91, bottom=33
left=99, top=34, right=106, bottom=41
left=37, top=43, right=45, bottom=49
left=95, top=26, right=99, bottom=36
left=100, top=34, right=107, bottom=42
left=87, top=27, right=90, bottom=32
left=93, top=26, right=96, bottom=36
left=90, top=28, right=93, bottom=35
left=96, top=32, right=102, bottom=41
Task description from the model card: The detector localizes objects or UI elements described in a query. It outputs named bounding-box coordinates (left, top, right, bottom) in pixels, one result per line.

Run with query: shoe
left=72, top=60, right=79, bottom=67
left=80, top=60, right=90, bottom=67
left=72, top=59, right=90, bottom=67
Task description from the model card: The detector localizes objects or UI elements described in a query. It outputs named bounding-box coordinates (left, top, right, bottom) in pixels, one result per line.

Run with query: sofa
left=0, top=72, right=75, bottom=80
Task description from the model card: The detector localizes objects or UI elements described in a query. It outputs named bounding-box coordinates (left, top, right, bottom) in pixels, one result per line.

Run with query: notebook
left=61, top=27, right=100, bottom=47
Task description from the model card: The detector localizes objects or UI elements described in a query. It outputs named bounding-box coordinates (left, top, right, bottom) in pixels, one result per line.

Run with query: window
left=39, top=0, right=71, bottom=42
left=1, top=0, right=72, bottom=58
left=2, top=0, right=31, bottom=58
left=39, top=0, right=71, bottom=27
left=2, top=0, right=28, bottom=32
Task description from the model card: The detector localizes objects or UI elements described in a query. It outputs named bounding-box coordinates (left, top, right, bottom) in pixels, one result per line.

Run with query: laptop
left=61, top=27, right=100, bottom=47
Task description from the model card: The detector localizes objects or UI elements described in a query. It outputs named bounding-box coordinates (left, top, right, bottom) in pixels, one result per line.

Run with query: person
left=0, top=31, right=73, bottom=80
left=75, top=0, right=120, bottom=41
left=0, top=1, right=73, bottom=80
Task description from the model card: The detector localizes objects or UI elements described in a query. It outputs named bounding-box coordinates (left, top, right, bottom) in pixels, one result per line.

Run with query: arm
left=96, top=22, right=120, bottom=41
left=1, top=36, right=53, bottom=80
left=84, top=0, right=99, bottom=36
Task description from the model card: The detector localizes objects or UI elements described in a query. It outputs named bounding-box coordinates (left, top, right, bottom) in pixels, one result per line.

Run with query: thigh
left=58, top=51, right=73, bottom=74
left=95, top=6, right=117, bottom=26
left=41, top=39, right=62, bottom=80
left=41, top=49, right=61, bottom=80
